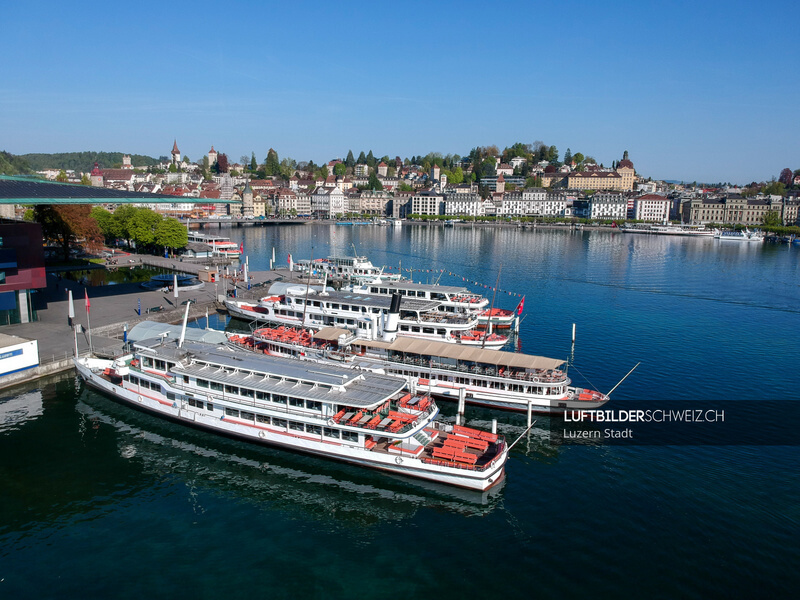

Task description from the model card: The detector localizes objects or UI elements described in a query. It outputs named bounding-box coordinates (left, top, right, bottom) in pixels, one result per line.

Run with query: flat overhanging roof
left=0, top=175, right=232, bottom=205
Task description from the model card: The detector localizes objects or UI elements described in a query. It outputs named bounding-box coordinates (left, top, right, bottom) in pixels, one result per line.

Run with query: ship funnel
left=382, top=293, right=401, bottom=342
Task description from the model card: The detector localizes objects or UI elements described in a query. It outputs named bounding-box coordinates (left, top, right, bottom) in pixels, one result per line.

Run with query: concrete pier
left=0, top=254, right=289, bottom=391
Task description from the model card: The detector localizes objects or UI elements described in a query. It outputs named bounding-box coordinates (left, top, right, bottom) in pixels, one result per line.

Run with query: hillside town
left=30, top=141, right=800, bottom=226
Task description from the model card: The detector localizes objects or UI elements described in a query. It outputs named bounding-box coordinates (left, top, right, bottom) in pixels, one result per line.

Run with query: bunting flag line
left=381, top=266, right=525, bottom=297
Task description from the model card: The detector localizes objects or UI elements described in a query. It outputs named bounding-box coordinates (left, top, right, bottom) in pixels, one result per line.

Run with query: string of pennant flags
left=380, top=266, right=525, bottom=298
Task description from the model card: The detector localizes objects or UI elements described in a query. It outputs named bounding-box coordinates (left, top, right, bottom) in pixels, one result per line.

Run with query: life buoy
left=259, top=431, right=266, bottom=439
left=533, top=377, right=540, bottom=383
left=395, top=456, right=403, bottom=465
left=137, top=395, right=143, bottom=403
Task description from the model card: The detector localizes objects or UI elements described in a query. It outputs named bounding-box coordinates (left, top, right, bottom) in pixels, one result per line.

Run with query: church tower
left=171, top=140, right=181, bottom=166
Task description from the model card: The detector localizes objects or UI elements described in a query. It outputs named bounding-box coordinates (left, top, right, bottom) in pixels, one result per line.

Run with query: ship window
left=289, top=397, right=304, bottom=407
left=256, top=414, right=270, bottom=424
left=273, top=394, right=287, bottom=404
left=400, top=325, right=409, bottom=331
left=167, top=392, right=176, bottom=401
left=324, top=427, right=339, bottom=438
left=423, top=327, right=434, bottom=334
left=142, top=357, right=153, bottom=368
left=210, top=382, right=223, bottom=391
left=412, top=327, right=420, bottom=333
left=225, top=408, right=240, bottom=418
left=331, top=303, right=339, bottom=309
left=241, top=388, right=255, bottom=399
left=289, top=421, right=304, bottom=431
left=342, top=431, right=358, bottom=442
left=306, top=400, right=321, bottom=411
left=240, top=411, right=255, bottom=421
left=183, top=376, right=189, bottom=383
left=225, top=385, right=239, bottom=395
left=197, top=379, right=209, bottom=388
left=130, top=376, right=139, bottom=385
left=437, top=329, right=445, bottom=335
left=206, top=403, right=214, bottom=411
left=273, top=418, right=287, bottom=428
left=307, top=425, right=322, bottom=435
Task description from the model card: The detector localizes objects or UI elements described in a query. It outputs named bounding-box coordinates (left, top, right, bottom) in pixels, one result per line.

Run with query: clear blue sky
left=3, top=0, right=797, bottom=184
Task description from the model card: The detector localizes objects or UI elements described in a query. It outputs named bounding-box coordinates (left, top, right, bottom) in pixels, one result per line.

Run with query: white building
left=589, top=193, right=628, bottom=220
left=411, top=191, right=444, bottom=216
left=634, top=194, right=671, bottom=222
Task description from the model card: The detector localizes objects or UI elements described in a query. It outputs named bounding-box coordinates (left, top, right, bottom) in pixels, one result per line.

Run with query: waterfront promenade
left=0, top=254, right=284, bottom=390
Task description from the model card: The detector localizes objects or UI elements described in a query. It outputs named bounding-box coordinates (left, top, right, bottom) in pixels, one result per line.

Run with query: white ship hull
left=75, top=357, right=506, bottom=491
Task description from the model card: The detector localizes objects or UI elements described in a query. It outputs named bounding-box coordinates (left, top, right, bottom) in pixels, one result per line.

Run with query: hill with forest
left=0, top=151, right=34, bottom=175
left=20, top=152, right=160, bottom=173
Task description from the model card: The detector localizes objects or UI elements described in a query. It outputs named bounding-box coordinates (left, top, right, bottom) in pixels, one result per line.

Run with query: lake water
left=2, top=224, right=799, bottom=598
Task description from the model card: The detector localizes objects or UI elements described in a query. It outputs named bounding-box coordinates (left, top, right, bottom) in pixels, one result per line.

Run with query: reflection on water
left=0, top=390, right=44, bottom=433
left=74, top=391, right=503, bottom=524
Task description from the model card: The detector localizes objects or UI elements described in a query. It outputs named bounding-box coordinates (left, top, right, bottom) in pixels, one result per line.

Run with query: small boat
left=713, top=228, right=764, bottom=242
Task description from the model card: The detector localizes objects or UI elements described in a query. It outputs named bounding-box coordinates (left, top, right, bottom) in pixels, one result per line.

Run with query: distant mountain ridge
left=20, top=152, right=160, bottom=173
left=0, top=151, right=34, bottom=175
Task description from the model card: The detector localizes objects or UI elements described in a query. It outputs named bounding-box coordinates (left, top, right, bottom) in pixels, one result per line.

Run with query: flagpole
left=85, top=291, right=94, bottom=354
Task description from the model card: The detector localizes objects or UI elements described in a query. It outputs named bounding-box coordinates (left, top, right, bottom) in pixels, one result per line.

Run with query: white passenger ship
left=187, top=232, right=242, bottom=257
left=348, top=280, right=518, bottom=330
left=227, top=324, right=608, bottom=414
left=74, top=327, right=509, bottom=491
left=225, top=288, right=509, bottom=349
left=295, top=253, right=402, bottom=283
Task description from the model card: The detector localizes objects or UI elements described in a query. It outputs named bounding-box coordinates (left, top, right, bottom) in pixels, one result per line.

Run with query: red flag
left=516, top=295, right=525, bottom=315
left=85, top=289, right=91, bottom=313
left=288, top=253, right=292, bottom=264
left=239, top=242, right=243, bottom=254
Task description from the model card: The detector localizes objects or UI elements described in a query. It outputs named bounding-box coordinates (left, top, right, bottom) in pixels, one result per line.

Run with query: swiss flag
left=516, top=296, right=525, bottom=315
left=85, top=289, right=91, bottom=313
left=239, top=242, right=244, bottom=253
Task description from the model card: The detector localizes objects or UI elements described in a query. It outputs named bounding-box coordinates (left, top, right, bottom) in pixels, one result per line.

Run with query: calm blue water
left=2, top=224, right=799, bottom=598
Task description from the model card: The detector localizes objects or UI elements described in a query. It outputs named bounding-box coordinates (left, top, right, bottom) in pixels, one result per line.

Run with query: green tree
left=357, top=151, right=366, bottom=164
left=155, top=217, right=188, bottom=252
left=762, top=210, right=782, bottom=228
left=168, top=163, right=177, bottom=173
left=398, top=182, right=414, bottom=192
left=333, top=163, right=346, bottom=176
left=366, top=150, right=375, bottom=168
left=563, top=148, right=572, bottom=165
left=315, top=166, right=329, bottom=181
left=279, top=157, right=297, bottom=179
left=56, top=169, right=68, bottom=182
left=251, top=152, right=258, bottom=172
left=80, top=174, right=91, bottom=185
left=23, top=208, right=34, bottom=222
left=573, top=152, right=585, bottom=165
left=762, top=181, right=786, bottom=196
left=90, top=206, right=117, bottom=242
left=367, top=171, right=383, bottom=190
left=345, top=150, right=355, bottom=169
left=127, top=207, right=162, bottom=247
left=265, top=148, right=280, bottom=176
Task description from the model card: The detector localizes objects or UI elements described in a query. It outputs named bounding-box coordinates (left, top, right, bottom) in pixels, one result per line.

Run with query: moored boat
left=187, top=232, right=242, bottom=257
left=228, top=325, right=609, bottom=414
left=713, top=228, right=764, bottom=242
left=74, top=326, right=509, bottom=491
left=225, top=287, right=509, bottom=349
